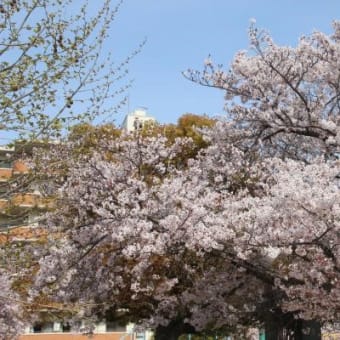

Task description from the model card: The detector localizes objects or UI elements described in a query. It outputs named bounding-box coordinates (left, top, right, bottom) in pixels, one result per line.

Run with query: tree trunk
left=265, top=318, right=321, bottom=340
left=154, top=319, right=196, bottom=340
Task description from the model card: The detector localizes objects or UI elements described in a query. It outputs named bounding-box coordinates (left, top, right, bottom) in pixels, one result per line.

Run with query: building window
left=32, top=323, right=42, bottom=333
left=0, top=159, right=12, bottom=168
left=62, top=323, right=71, bottom=332
left=32, top=322, right=54, bottom=333
left=106, top=320, right=126, bottom=332
left=133, top=118, right=143, bottom=130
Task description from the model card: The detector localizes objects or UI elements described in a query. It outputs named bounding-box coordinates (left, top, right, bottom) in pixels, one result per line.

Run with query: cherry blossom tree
left=183, top=20, right=340, bottom=338
left=29, top=22, right=340, bottom=340
left=0, top=0, right=140, bottom=338
left=31, top=130, right=335, bottom=339
left=0, top=270, right=26, bottom=339
left=32, top=134, right=207, bottom=335
left=185, top=21, right=340, bottom=161
left=197, top=131, right=339, bottom=338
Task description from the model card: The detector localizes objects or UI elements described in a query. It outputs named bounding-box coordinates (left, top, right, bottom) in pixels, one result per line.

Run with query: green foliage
left=68, top=123, right=121, bottom=153
left=0, top=0, right=136, bottom=139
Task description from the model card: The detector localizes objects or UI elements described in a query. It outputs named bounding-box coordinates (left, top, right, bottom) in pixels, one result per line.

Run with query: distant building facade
left=19, top=321, right=153, bottom=340
left=122, top=108, right=155, bottom=132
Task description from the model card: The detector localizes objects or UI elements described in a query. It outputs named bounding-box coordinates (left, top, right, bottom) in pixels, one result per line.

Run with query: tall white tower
left=121, top=108, right=156, bottom=132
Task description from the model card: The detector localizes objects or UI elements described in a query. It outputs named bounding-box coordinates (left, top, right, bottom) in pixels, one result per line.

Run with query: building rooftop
left=121, top=108, right=156, bottom=132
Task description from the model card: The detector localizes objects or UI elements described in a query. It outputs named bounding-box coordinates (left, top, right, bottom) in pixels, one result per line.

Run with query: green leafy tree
left=0, top=0, right=138, bottom=139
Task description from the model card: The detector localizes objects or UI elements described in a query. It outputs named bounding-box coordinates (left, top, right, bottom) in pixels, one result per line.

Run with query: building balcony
left=12, top=160, right=29, bottom=175
left=0, top=198, right=8, bottom=209
left=10, top=193, right=53, bottom=209
left=11, top=193, right=41, bottom=207
left=0, top=168, right=12, bottom=181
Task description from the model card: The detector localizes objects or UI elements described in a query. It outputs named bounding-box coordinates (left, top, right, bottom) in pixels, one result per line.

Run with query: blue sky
left=105, top=1, right=339, bottom=126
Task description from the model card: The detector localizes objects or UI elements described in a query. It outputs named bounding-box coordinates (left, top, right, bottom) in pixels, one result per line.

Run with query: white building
left=122, top=108, right=155, bottom=132
left=21, top=320, right=154, bottom=340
